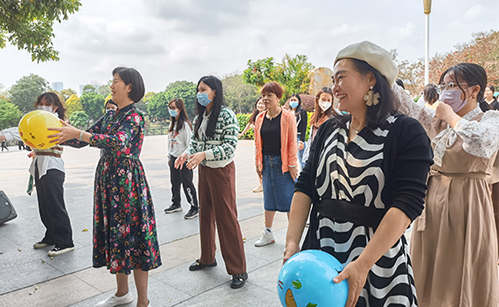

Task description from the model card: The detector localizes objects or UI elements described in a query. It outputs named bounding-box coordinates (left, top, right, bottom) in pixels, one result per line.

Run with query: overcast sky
left=1, top=0, right=498, bottom=95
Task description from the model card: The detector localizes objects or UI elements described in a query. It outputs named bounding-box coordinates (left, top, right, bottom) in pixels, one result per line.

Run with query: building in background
left=51, top=82, right=63, bottom=92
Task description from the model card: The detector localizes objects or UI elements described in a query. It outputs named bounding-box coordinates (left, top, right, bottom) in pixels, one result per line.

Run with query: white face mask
left=318, top=100, right=332, bottom=112
left=38, top=105, right=53, bottom=113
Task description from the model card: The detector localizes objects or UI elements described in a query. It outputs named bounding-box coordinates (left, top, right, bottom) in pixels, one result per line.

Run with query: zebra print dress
left=315, top=115, right=417, bottom=307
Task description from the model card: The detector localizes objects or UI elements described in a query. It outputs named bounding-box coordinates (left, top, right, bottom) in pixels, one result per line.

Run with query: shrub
left=236, top=113, right=254, bottom=139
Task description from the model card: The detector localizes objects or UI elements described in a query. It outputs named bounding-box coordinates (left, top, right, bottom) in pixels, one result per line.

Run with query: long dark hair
left=289, top=93, right=304, bottom=115
left=168, top=98, right=192, bottom=133
left=194, top=76, right=226, bottom=138
left=35, top=92, right=66, bottom=120
left=438, top=63, right=490, bottom=112
left=310, top=87, right=334, bottom=127
left=249, top=97, right=263, bottom=124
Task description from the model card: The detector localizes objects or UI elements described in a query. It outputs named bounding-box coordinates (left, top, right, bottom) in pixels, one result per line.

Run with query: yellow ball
left=18, top=110, right=63, bottom=150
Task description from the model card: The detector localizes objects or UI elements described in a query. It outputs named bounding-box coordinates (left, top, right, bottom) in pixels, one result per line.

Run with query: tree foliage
left=9, top=73, right=50, bottom=113
left=60, top=88, right=76, bottom=101
left=80, top=92, right=105, bottom=121
left=69, top=110, right=89, bottom=129
left=65, top=94, right=82, bottom=117
left=0, top=0, right=81, bottom=62
left=222, top=73, right=260, bottom=114
left=397, top=30, right=499, bottom=95
left=147, top=81, right=197, bottom=121
left=242, top=54, right=314, bottom=103
left=0, top=99, right=23, bottom=130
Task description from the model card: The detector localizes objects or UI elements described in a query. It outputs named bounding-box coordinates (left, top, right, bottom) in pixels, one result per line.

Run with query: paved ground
left=0, top=137, right=292, bottom=307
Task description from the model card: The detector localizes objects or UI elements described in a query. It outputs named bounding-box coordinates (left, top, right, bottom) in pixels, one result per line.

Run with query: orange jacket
left=255, top=108, right=298, bottom=174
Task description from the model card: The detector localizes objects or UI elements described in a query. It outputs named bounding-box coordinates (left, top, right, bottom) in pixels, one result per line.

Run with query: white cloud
left=464, top=4, right=487, bottom=20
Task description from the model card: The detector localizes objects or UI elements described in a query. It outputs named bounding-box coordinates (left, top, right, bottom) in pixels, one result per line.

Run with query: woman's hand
left=435, top=102, right=461, bottom=128
left=256, top=165, right=262, bottom=179
left=298, top=141, right=304, bottom=151
left=27, top=151, right=36, bottom=158
left=238, top=133, right=244, bottom=138
left=283, top=241, right=300, bottom=264
left=186, top=152, right=206, bottom=170
left=333, top=259, right=371, bottom=307
left=289, top=166, right=298, bottom=181
left=174, top=153, right=188, bottom=170
left=47, top=120, right=80, bottom=144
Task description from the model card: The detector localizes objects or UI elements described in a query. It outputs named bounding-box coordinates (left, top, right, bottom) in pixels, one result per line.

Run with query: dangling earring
left=364, top=86, right=380, bottom=106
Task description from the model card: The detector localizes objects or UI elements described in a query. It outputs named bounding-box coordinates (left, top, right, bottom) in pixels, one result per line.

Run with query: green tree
left=0, top=99, right=23, bottom=130
left=65, top=94, right=83, bottom=117
left=0, top=0, right=81, bottom=62
left=97, top=82, right=111, bottom=97
left=82, top=85, right=96, bottom=94
left=243, top=54, right=314, bottom=103
left=222, top=73, right=260, bottom=114
left=60, top=88, right=77, bottom=101
left=69, top=110, right=89, bottom=129
left=80, top=92, right=105, bottom=121
left=9, top=74, right=50, bottom=113
left=147, top=81, right=197, bottom=120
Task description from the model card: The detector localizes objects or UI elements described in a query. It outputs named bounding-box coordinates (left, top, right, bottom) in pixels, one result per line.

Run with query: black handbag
left=0, top=190, right=18, bottom=224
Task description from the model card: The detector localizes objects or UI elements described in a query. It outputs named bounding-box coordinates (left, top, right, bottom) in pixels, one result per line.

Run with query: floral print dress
left=65, top=104, right=161, bottom=274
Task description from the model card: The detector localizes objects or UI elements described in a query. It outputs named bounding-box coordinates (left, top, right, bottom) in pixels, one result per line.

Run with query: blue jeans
left=297, top=141, right=306, bottom=170
left=262, top=155, right=295, bottom=212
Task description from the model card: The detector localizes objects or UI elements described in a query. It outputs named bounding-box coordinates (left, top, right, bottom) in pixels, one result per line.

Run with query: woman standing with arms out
left=308, top=87, right=334, bottom=143
left=284, top=41, right=433, bottom=307
left=484, top=84, right=499, bottom=110
left=175, top=76, right=248, bottom=289
left=254, top=82, right=298, bottom=247
left=164, top=98, right=199, bottom=219
left=402, top=63, right=499, bottom=306
left=288, top=94, right=308, bottom=169
left=49, top=67, right=160, bottom=307
left=31, top=93, right=75, bottom=257
left=239, top=97, right=266, bottom=193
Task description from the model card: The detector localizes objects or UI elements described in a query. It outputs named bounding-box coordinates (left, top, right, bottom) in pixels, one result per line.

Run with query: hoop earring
left=364, top=86, right=380, bottom=106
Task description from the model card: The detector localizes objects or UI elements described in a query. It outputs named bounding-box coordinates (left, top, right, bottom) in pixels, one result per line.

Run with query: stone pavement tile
left=70, top=275, right=191, bottom=307
left=152, top=256, right=231, bottom=297
left=0, top=274, right=101, bottom=307
left=71, top=267, right=119, bottom=294
left=173, top=280, right=281, bottom=307
left=0, top=258, right=64, bottom=295
left=41, top=244, right=93, bottom=275
left=245, top=228, right=289, bottom=263
left=245, top=260, right=283, bottom=294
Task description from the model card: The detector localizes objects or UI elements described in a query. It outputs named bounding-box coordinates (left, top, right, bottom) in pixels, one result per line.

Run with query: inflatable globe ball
left=18, top=110, right=62, bottom=150
left=278, top=250, right=348, bottom=307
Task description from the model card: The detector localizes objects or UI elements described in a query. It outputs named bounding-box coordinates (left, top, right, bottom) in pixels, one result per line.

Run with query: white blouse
left=394, top=85, right=499, bottom=166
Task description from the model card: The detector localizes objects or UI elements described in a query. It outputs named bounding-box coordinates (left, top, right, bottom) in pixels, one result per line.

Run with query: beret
left=334, top=41, right=399, bottom=87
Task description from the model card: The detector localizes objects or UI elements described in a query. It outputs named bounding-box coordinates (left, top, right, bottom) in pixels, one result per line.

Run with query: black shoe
left=189, top=259, right=217, bottom=271
left=230, top=272, right=248, bottom=289
left=33, top=240, right=54, bottom=249
left=184, top=207, right=199, bottom=219
left=48, top=245, right=75, bottom=256
left=164, top=204, right=182, bottom=214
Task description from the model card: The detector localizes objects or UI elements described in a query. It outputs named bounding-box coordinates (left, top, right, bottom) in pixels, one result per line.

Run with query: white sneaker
left=96, top=292, right=133, bottom=307
left=254, top=230, right=275, bottom=247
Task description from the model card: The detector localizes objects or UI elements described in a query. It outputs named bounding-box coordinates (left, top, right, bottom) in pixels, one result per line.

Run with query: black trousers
left=169, top=154, right=198, bottom=208
left=34, top=166, right=74, bottom=247
left=1, top=141, right=7, bottom=151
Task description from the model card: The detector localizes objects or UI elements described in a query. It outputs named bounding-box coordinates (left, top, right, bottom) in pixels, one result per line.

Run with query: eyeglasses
left=437, top=82, right=469, bottom=93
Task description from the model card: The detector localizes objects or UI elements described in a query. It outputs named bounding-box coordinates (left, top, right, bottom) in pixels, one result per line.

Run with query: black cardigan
left=295, top=108, right=308, bottom=143
left=295, top=114, right=433, bottom=249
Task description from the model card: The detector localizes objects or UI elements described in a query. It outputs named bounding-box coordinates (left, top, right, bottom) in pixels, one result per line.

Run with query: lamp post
left=424, top=0, right=432, bottom=85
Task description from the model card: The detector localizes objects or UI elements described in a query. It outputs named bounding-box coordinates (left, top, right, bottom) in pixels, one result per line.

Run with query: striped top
left=296, top=114, right=433, bottom=307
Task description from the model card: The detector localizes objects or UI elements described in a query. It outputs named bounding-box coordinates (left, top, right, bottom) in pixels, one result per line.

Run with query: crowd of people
left=1, top=40, right=499, bottom=307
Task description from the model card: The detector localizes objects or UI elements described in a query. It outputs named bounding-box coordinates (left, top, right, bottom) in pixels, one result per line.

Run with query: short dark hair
left=423, top=84, right=438, bottom=105
left=487, top=85, right=495, bottom=93
left=261, top=82, right=284, bottom=100
left=112, top=67, right=145, bottom=102
left=194, top=75, right=226, bottom=139
left=35, top=92, right=66, bottom=120
left=438, top=63, right=490, bottom=112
